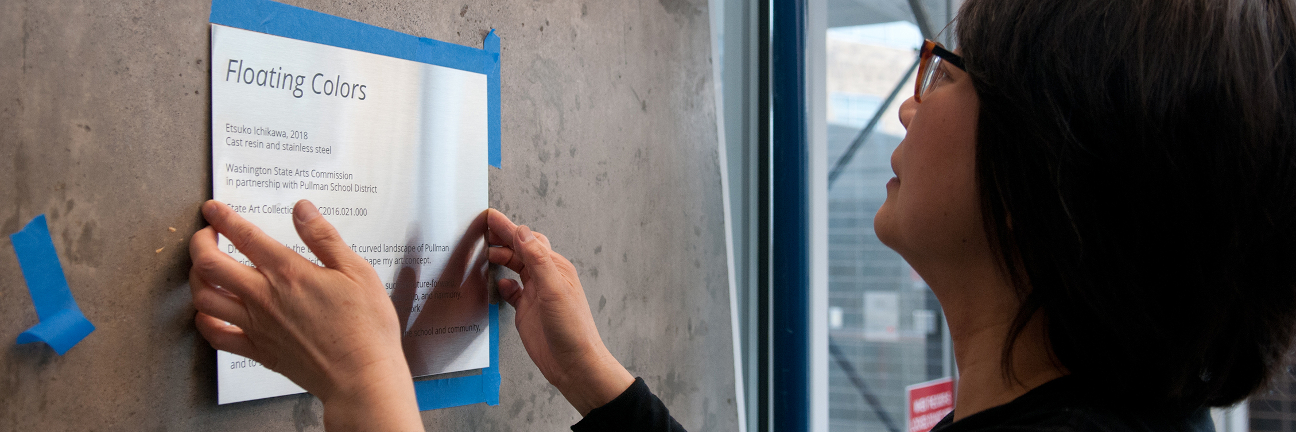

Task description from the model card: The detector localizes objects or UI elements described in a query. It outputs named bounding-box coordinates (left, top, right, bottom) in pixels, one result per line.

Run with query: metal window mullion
left=770, top=0, right=810, bottom=430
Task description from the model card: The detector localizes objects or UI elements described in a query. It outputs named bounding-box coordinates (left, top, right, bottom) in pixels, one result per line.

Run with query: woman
left=879, top=0, right=1296, bottom=429
left=188, top=0, right=1296, bottom=430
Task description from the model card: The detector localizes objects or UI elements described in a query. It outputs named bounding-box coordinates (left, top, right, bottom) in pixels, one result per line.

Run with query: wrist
left=321, top=355, right=421, bottom=431
left=557, top=346, right=636, bottom=416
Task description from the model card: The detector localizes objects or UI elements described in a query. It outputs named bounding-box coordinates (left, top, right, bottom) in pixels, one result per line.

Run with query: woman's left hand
left=485, top=209, right=635, bottom=416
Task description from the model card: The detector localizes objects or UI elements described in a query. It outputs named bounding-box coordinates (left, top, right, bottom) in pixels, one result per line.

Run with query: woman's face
left=874, top=58, right=988, bottom=269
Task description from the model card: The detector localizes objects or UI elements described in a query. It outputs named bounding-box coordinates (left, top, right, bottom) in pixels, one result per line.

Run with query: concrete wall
left=0, top=0, right=739, bottom=430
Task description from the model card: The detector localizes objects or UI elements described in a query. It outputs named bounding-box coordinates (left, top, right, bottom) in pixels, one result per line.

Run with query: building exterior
left=825, top=24, right=952, bottom=432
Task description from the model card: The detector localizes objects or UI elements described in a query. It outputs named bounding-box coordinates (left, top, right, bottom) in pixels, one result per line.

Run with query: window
left=820, top=6, right=958, bottom=432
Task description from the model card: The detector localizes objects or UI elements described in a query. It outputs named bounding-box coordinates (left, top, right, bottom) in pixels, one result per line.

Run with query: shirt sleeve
left=571, top=377, right=688, bottom=432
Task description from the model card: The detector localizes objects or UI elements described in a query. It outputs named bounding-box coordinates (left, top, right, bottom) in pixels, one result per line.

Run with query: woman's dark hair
left=957, top=0, right=1296, bottom=409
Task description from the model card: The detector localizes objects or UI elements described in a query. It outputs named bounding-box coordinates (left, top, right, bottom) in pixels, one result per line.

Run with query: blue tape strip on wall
left=485, top=30, right=501, bottom=168
left=209, top=0, right=503, bottom=409
left=210, top=0, right=503, bottom=168
left=10, top=214, right=96, bottom=355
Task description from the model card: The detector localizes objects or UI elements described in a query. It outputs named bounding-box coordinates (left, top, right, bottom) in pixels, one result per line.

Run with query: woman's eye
left=934, top=65, right=952, bottom=84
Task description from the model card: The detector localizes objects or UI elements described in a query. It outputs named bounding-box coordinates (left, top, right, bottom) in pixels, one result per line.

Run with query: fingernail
left=295, top=200, right=321, bottom=223
left=518, top=225, right=535, bottom=243
left=203, top=201, right=220, bottom=221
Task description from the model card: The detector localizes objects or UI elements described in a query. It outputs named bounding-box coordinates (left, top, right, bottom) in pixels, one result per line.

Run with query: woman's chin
left=873, top=203, right=898, bottom=250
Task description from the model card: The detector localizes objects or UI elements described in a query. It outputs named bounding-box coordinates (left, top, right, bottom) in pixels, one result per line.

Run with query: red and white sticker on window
left=906, top=377, right=954, bottom=432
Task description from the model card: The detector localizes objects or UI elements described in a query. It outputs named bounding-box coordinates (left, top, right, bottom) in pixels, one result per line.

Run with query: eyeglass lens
left=918, top=54, right=945, bottom=101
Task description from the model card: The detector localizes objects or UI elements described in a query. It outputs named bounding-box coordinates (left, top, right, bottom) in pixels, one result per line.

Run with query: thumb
left=293, top=200, right=360, bottom=269
left=514, top=225, right=564, bottom=285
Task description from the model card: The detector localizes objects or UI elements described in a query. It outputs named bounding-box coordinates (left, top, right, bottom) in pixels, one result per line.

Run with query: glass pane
left=825, top=19, right=953, bottom=432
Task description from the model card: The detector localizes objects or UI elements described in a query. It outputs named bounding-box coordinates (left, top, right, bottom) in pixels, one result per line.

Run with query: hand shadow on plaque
left=389, top=210, right=491, bottom=378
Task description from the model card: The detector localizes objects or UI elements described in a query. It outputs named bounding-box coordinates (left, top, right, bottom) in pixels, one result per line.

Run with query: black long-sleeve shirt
left=571, top=377, right=686, bottom=432
left=572, top=375, right=1213, bottom=432
left=930, top=375, right=1213, bottom=432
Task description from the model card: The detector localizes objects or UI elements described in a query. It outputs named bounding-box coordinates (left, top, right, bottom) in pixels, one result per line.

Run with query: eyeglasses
left=915, top=39, right=965, bottom=103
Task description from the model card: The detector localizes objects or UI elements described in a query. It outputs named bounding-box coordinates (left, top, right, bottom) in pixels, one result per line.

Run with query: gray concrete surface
left=0, top=0, right=738, bottom=430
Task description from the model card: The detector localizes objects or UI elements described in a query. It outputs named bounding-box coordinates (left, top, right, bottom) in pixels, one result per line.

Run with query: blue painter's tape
left=210, top=0, right=503, bottom=168
left=413, top=304, right=501, bottom=410
left=10, top=215, right=95, bottom=355
left=485, top=29, right=502, bottom=169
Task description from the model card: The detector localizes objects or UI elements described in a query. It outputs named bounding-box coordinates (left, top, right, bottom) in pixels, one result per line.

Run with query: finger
left=190, top=273, right=252, bottom=328
left=488, top=229, right=509, bottom=247
left=512, top=225, right=568, bottom=290
left=486, top=209, right=519, bottom=246
left=202, top=200, right=295, bottom=271
left=190, top=225, right=270, bottom=301
left=498, top=278, right=527, bottom=309
left=533, top=232, right=553, bottom=250
left=292, top=200, right=364, bottom=270
left=195, top=312, right=260, bottom=359
left=488, top=246, right=523, bottom=273
left=550, top=250, right=580, bottom=276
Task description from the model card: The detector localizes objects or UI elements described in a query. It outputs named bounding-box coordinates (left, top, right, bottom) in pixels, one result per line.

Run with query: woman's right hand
left=485, top=209, right=635, bottom=416
left=189, top=200, right=422, bottom=431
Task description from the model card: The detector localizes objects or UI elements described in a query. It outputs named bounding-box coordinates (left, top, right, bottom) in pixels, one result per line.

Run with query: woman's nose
left=898, top=96, right=917, bottom=129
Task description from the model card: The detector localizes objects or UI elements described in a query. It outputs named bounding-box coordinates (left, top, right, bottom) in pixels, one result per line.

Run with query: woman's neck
left=946, top=312, right=1065, bottom=420
left=918, top=259, right=1066, bottom=421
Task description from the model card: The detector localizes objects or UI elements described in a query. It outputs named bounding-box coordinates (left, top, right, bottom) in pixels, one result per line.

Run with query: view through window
left=824, top=20, right=954, bottom=432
